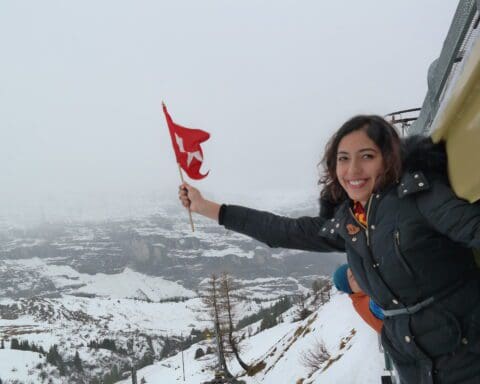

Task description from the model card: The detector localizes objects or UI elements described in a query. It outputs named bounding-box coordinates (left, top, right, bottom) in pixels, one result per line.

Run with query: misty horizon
left=0, top=1, right=458, bottom=224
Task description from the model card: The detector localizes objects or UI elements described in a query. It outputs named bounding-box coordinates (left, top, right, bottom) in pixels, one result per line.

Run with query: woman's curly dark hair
left=319, top=115, right=402, bottom=204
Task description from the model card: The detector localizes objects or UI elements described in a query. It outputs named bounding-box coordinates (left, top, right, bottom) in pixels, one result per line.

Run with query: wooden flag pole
left=178, top=163, right=195, bottom=232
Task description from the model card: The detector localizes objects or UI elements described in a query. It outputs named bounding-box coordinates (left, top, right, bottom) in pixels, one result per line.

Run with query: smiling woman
left=179, top=114, right=480, bottom=384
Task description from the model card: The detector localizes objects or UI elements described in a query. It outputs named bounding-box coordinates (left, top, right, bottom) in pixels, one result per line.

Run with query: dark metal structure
left=410, top=0, right=479, bottom=134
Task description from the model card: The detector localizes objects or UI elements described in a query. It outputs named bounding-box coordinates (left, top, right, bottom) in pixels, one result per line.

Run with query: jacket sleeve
left=219, top=205, right=345, bottom=252
left=415, top=179, right=480, bottom=248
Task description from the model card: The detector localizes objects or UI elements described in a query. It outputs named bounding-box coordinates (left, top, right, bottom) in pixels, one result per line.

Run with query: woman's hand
left=178, top=183, right=221, bottom=221
left=178, top=183, right=204, bottom=213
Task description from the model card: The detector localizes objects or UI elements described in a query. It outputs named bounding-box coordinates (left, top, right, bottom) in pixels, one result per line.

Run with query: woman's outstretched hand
left=178, top=183, right=221, bottom=221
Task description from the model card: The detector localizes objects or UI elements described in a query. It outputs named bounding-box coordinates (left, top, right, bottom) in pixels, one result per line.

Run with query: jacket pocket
left=393, top=230, right=415, bottom=278
left=410, top=307, right=462, bottom=358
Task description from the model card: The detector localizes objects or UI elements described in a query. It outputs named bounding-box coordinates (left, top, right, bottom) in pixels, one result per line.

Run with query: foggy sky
left=0, top=1, right=458, bottom=222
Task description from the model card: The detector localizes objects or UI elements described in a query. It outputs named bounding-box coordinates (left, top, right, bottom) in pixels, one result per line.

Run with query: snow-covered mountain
left=0, top=200, right=349, bottom=383
left=0, top=202, right=343, bottom=293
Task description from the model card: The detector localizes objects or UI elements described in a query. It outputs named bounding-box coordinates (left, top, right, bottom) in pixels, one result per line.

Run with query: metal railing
left=385, top=108, right=421, bottom=137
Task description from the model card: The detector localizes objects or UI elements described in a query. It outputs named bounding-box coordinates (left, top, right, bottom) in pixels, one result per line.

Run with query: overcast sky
left=0, top=1, right=458, bottom=222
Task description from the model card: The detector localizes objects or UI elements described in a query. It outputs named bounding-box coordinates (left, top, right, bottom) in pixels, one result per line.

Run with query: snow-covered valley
left=0, top=202, right=376, bottom=384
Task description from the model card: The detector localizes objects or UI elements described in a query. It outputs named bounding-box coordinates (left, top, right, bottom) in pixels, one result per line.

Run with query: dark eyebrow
left=337, top=148, right=378, bottom=155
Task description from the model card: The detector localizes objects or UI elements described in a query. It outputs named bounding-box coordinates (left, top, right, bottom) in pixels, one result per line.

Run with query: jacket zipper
left=365, top=195, right=373, bottom=247
left=393, top=230, right=414, bottom=278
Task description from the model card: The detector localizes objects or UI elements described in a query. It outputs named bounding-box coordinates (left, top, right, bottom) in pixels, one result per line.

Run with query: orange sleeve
left=349, top=292, right=383, bottom=333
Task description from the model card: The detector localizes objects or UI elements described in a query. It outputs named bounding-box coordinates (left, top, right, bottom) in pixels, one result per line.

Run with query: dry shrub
left=299, top=339, right=331, bottom=372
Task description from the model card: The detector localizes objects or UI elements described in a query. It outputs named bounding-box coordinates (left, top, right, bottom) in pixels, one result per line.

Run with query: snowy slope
left=243, top=292, right=384, bottom=384
left=117, top=292, right=386, bottom=384
left=0, top=349, right=61, bottom=384
left=1, top=258, right=195, bottom=301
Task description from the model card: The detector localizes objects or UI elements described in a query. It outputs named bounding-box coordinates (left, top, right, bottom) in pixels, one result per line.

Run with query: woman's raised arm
left=178, top=183, right=345, bottom=253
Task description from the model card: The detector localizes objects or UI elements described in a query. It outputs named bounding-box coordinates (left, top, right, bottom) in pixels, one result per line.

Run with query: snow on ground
left=59, top=295, right=204, bottom=334
left=118, top=292, right=386, bottom=384
left=116, top=341, right=214, bottom=384
left=0, top=274, right=385, bottom=383
left=0, top=349, right=60, bottom=384
left=244, top=292, right=385, bottom=384
left=0, top=293, right=269, bottom=361
left=195, top=276, right=308, bottom=302
left=0, top=297, right=17, bottom=305
left=202, top=246, right=255, bottom=259
left=0, top=296, right=205, bottom=347
left=2, top=258, right=195, bottom=301
left=72, top=268, right=195, bottom=301
left=0, top=315, right=40, bottom=329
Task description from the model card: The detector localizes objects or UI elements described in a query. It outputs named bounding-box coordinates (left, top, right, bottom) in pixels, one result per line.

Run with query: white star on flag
left=175, top=133, right=203, bottom=166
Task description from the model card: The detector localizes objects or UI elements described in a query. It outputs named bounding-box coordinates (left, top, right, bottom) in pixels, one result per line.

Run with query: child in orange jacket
left=333, top=264, right=383, bottom=333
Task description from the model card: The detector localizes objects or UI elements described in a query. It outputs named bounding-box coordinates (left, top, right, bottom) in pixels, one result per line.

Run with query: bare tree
left=320, top=281, right=332, bottom=304
left=312, top=278, right=332, bottom=305
left=219, top=272, right=251, bottom=372
left=299, top=339, right=331, bottom=372
left=201, top=273, right=232, bottom=378
left=295, top=294, right=312, bottom=321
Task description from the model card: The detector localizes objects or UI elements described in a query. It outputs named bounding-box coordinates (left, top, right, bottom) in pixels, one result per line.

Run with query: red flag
left=162, top=103, right=210, bottom=180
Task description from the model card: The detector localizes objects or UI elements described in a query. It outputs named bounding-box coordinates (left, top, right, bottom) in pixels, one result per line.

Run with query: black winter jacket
left=219, top=137, right=480, bottom=384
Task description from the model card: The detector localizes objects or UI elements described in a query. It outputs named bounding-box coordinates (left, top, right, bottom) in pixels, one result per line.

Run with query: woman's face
left=336, top=129, right=384, bottom=206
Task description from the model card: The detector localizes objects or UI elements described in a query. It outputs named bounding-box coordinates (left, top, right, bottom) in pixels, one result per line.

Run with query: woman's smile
left=346, top=179, right=369, bottom=188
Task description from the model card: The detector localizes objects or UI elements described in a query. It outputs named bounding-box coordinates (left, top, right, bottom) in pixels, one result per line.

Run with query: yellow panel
left=431, top=35, right=480, bottom=203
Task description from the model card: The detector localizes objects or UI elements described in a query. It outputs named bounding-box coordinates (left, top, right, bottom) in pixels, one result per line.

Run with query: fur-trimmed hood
left=401, top=135, right=447, bottom=177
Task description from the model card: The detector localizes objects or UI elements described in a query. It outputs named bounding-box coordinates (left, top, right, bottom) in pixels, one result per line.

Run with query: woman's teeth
left=348, top=179, right=367, bottom=187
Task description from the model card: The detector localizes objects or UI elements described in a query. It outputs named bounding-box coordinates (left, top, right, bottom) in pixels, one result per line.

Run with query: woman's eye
left=337, top=156, right=348, bottom=162
left=362, top=154, right=374, bottom=159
